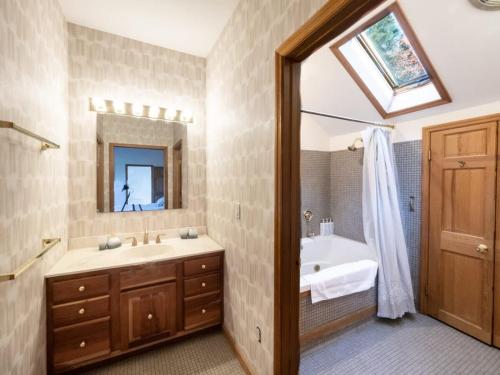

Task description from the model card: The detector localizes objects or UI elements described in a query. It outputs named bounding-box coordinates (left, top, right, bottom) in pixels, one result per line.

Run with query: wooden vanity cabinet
left=46, top=251, right=223, bottom=374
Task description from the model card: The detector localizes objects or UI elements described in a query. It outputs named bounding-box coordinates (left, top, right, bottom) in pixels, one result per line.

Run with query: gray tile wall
left=300, top=140, right=422, bottom=302
left=330, top=149, right=365, bottom=242
left=394, top=140, right=422, bottom=304
left=301, top=151, right=332, bottom=237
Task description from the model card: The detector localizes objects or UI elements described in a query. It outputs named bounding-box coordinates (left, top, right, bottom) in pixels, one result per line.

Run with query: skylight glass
left=358, top=12, right=429, bottom=89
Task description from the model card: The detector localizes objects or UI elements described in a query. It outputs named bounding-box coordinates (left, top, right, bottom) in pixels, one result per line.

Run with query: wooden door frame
left=274, top=1, right=384, bottom=374
left=109, top=143, right=168, bottom=212
left=419, top=113, right=500, bottom=347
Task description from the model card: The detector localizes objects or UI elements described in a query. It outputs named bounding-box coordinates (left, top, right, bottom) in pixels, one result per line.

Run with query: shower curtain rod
left=301, top=109, right=395, bottom=129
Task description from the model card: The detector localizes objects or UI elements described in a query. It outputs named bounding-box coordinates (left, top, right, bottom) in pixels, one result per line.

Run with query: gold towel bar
left=0, top=120, right=60, bottom=150
left=0, top=238, right=61, bottom=282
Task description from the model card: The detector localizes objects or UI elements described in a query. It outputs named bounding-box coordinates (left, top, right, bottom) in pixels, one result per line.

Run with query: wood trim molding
left=222, top=326, right=255, bottom=375
left=419, top=113, right=500, bottom=314
left=274, top=1, right=384, bottom=374
left=330, top=2, right=451, bottom=119
left=299, top=305, right=376, bottom=346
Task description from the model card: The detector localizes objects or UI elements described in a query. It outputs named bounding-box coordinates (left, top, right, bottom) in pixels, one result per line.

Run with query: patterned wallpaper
left=206, top=0, right=329, bottom=373
left=68, top=24, right=207, bottom=239
left=0, top=0, right=68, bottom=374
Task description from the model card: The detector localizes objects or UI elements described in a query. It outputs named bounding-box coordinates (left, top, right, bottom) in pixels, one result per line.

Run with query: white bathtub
left=300, top=234, right=377, bottom=293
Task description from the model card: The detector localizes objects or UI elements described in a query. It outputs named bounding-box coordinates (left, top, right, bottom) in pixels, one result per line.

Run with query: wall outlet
left=235, top=202, right=241, bottom=220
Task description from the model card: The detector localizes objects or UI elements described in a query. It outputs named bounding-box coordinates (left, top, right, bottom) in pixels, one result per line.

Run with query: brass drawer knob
left=476, top=244, right=488, bottom=253
left=201, top=264, right=206, bottom=270
left=78, top=308, right=85, bottom=315
left=201, top=282, right=206, bottom=288
left=78, top=285, right=85, bottom=292
left=147, top=313, right=153, bottom=320
left=202, top=309, right=207, bottom=314
left=79, top=341, right=86, bottom=348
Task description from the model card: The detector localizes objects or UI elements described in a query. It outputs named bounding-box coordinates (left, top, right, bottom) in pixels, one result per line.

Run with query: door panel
left=428, top=121, right=496, bottom=344
left=120, top=283, right=176, bottom=348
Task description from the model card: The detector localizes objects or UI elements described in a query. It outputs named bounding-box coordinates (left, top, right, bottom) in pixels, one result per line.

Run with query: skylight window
left=331, top=3, right=450, bottom=118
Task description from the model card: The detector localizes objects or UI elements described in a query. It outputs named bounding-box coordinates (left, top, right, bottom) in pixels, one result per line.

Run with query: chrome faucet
left=143, top=228, right=149, bottom=245
left=307, top=232, right=316, bottom=239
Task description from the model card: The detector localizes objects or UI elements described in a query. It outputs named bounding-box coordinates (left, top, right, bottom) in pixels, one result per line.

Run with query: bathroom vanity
left=45, top=236, right=224, bottom=374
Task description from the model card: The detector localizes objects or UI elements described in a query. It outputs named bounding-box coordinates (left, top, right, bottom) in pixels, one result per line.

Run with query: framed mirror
left=96, top=113, right=187, bottom=213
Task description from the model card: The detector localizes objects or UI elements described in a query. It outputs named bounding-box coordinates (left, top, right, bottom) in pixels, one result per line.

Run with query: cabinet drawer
left=120, top=262, right=176, bottom=290
left=53, top=318, right=111, bottom=367
left=52, top=296, right=110, bottom=328
left=52, top=275, right=109, bottom=304
left=184, top=273, right=220, bottom=297
left=184, top=255, right=220, bottom=277
left=184, top=292, right=221, bottom=330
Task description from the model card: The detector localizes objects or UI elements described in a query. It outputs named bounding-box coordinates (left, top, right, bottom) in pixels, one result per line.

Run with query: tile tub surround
left=0, top=0, right=69, bottom=374
left=301, top=141, right=422, bottom=302
left=206, top=0, right=331, bottom=373
left=68, top=24, right=207, bottom=238
left=300, top=288, right=376, bottom=337
left=301, top=151, right=332, bottom=237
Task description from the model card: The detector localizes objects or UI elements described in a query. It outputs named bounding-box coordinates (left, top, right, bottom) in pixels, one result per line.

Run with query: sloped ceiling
left=58, top=0, right=239, bottom=57
left=301, top=0, right=500, bottom=137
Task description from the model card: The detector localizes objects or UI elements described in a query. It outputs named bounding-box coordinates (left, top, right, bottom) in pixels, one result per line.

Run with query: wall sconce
left=89, top=97, right=194, bottom=124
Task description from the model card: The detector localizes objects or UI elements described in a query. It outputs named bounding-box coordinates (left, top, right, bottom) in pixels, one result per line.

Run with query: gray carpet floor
left=81, top=330, right=245, bottom=375
left=300, top=313, right=500, bottom=375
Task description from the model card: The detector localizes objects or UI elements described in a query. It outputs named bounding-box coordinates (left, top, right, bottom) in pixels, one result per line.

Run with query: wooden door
left=427, top=121, right=497, bottom=343
left=120, top=283, right=176, bottom=347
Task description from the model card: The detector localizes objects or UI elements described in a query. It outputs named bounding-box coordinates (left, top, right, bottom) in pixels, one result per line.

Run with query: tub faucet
left=307, top=232, right=315, bottom=239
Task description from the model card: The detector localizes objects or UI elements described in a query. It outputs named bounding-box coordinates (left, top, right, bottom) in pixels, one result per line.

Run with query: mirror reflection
left=96, top=113, right=187, bottom=213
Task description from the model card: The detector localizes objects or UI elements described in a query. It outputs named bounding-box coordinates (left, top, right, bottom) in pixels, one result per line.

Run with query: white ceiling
left=301, top=0, right=500, bottom=137
left=59, top=0, right=240, bottom=57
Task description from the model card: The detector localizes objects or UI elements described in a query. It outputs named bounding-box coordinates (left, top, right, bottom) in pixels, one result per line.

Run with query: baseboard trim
left=300, top=305, right=377, bottom=346
left=222, top=326, right=255, bottom=375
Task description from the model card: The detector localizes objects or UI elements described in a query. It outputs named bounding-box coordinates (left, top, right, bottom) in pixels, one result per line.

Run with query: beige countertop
left=45, top=235, right=224, bottom=278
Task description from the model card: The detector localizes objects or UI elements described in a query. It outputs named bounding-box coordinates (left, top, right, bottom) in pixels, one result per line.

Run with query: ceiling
left=301, top=0, right=500, bottom=137
left=59, top=0, right=240, bottom=57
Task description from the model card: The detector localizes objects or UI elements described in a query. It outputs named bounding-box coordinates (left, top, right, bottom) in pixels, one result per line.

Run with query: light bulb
left=132, top=103, right=143, bottom=116
left=113, top=101, right=125, bottom=114
left=92, top=97, right=106, bottom=112
left=180, top=110, right=193, bottom=123
left=165, top=108, right=177, bottom=120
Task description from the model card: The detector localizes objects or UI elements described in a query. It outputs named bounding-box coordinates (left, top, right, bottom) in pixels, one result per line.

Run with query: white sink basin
left=122, top=244, right=173, bottom=258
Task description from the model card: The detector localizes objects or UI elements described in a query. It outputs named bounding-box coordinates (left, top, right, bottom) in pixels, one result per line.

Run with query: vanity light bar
left=88, top=98, right=194, bottom=123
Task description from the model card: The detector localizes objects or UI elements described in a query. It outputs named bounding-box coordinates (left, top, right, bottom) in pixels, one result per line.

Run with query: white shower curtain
left=361, top=127, right=415, bottom=319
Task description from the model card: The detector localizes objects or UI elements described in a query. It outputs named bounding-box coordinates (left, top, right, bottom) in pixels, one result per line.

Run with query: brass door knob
left=78, top=308, right=85, bottom=315
left=147, top=313, right=153, bottom=320
left=201, top=282, right=206, bottom=288
left=79, top=341, right=86, bottom=348
left=201, top=309, right=207, bottom=314
left=476, top=244, right=488, bottom=253
left=78, top=286, right=85, bottom=292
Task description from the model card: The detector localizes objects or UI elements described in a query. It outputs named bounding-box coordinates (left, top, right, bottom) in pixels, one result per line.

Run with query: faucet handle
left=155, top=234, right=167, bottom=244
left=126, top=237, right=138, bottom=247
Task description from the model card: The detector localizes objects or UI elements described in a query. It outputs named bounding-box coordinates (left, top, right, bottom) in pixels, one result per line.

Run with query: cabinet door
left=120, top=283, right=176, bottom=347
